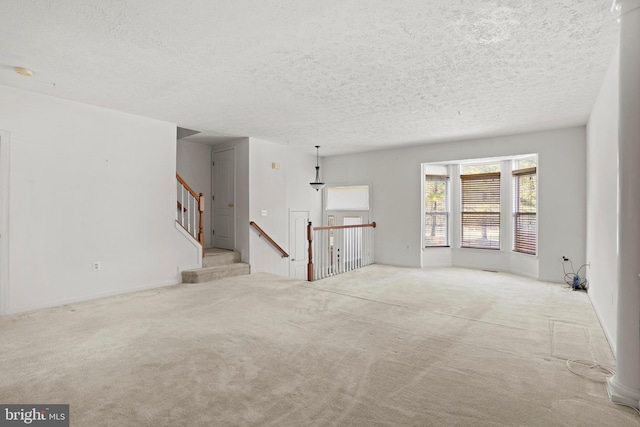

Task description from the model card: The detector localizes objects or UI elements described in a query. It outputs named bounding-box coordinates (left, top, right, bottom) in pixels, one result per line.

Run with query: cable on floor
left=566, top=359, right=614, bottom=382
left=561, top=259, right=589, bottom=290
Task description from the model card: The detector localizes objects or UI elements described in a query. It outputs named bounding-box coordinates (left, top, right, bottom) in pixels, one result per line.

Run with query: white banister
left=307, top=222, right=376, bottom=281
left=176, top=174, right=205, bottom=255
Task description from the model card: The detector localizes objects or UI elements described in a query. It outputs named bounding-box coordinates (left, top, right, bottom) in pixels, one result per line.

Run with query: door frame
left=289, top=209, right=309, bottom=279
left=211, top=147, right=236, bottom=250
left=0, top=130, right=11, bottom=315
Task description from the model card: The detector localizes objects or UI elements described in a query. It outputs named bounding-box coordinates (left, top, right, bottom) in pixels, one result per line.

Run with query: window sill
left=511, top=250, right=538, bottom=259
left=455, top=247, right=505, bottom=254
left=459, top=247, right=502, bottom=251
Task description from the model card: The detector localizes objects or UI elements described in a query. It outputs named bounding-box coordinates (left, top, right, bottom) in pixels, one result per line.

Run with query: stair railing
left=176, top=174, right=204, bottom=255
left=307, top=221, right=377, bottom=281
left=249, top=221, right=289, bottom=258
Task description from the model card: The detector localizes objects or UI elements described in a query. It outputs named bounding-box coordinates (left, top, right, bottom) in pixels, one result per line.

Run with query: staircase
left=181, top=248, right=250, bottom=283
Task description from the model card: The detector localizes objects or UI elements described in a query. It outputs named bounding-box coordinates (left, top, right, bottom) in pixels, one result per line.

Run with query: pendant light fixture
left=310, top=145, right=325, bottom=191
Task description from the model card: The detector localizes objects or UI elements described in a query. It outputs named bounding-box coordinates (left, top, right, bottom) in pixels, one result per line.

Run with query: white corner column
left=0, top=130, right=10, bottom=316
left=608, top=0, right=640, bottom=410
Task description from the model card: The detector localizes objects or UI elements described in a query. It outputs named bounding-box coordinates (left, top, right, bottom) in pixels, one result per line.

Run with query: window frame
left=325, top=185, right=370, bottom=211
left=512, top=166, right=537, bottom=255
left=424, top=174, right=450, bottom=247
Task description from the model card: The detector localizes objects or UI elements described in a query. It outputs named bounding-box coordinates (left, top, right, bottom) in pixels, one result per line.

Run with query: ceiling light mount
left=310, top=145, right=325, bottom=192
left=14, top=66, right=33, bottom=77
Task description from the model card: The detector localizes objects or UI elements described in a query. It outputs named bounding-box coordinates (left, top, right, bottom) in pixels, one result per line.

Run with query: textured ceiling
left=0, top=0, right=618, bottom=156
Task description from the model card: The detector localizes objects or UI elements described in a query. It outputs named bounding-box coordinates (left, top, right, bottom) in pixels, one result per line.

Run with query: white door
left=289, top=210, right=309, bottom=279
left=342, top=216, right=363, bottom=227
left=212, top=148, right=235, bottom=250
left=328, top=212, right=369, bottom=227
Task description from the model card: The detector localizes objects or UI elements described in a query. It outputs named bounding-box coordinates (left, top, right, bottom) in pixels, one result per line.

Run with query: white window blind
left=460, top=172, right=501, bottom=250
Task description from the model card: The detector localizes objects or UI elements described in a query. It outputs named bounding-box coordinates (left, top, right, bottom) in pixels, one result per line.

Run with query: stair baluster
left=176, top=174, right=205, bottom=256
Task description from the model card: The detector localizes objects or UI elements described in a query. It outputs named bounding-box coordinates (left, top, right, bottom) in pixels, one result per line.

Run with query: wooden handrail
left=249, top=221, right=289, bottom=258
left=176, top=174, right=205, bottom=256
left=312, top=222, right=376, bottom=231
left=176, top=173, right=199, bottom=199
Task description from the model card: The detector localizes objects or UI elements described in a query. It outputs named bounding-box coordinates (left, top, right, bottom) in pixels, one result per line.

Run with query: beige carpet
left=0, top=266, right=637, bottom=426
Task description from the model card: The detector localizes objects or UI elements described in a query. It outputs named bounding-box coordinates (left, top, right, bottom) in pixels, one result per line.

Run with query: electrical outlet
left=92, top=261, right=101, bottom=271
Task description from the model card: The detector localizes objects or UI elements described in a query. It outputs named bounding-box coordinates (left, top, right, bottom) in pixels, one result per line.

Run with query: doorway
left=289, top=210, right=309, bottom=279
left=212, top=148, right=236, bottom=250
left=333, top=213, right=368, bottom=226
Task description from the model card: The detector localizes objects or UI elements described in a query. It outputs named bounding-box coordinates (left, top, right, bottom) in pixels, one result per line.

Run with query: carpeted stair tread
left=202, top=250, right=241, bottom=267
left=181, top=262, right=250, bottom=283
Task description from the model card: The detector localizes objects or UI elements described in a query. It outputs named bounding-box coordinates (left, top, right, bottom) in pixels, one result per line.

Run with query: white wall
left=0, top=85, right=197, bottom=313
left=586, top=48, right=619, bottom=352
left=234, top=139, right=251, bottom=263
left=248, top=138, right=322, bottom=276
left=322, top=127, right=587, bottom=283
left=177, top=140, right=213, bottom=247
left=0, top=130, right=10, bottom=315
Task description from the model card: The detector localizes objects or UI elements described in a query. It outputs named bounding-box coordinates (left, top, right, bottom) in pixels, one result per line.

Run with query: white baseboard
left=607, top=375, right=640, bottom=411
